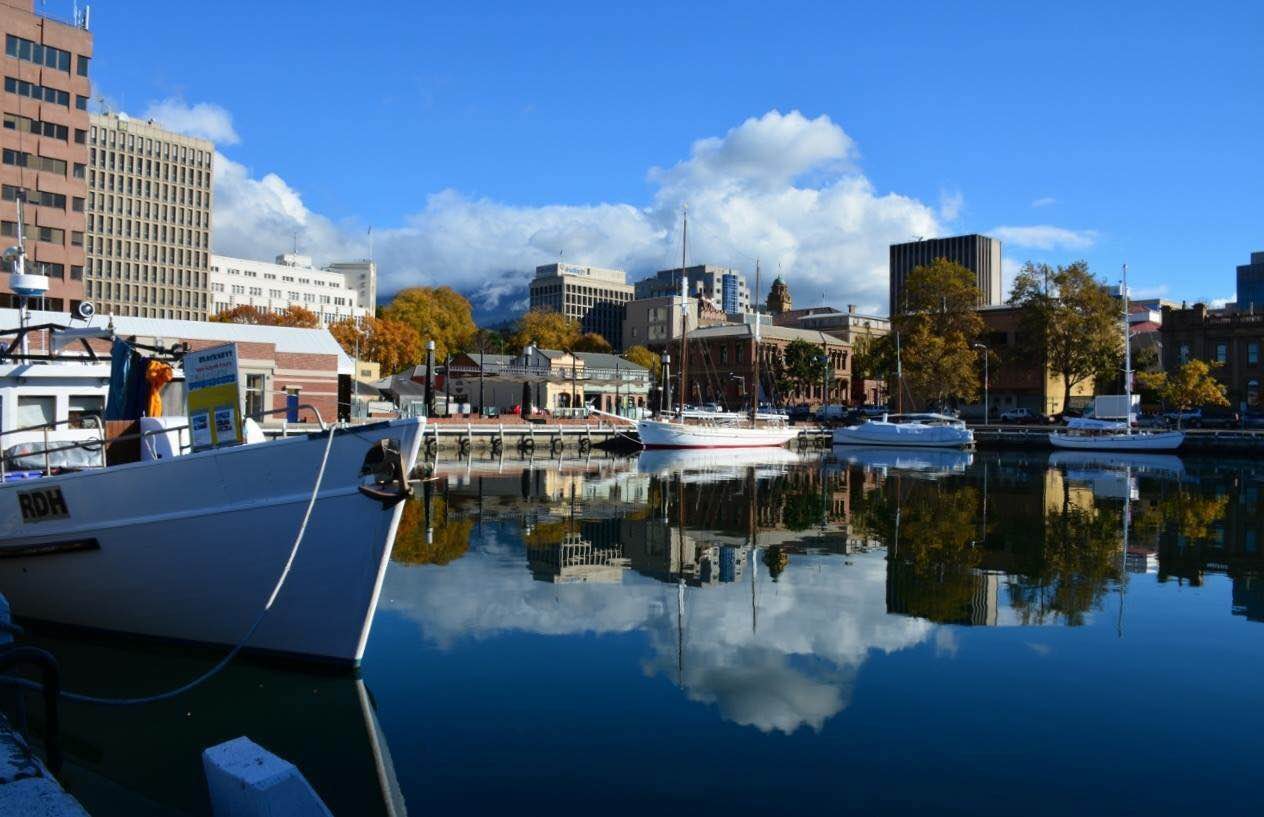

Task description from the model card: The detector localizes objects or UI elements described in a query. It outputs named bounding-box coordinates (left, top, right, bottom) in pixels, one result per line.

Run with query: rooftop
left=687, top=322, right=847, bottom=345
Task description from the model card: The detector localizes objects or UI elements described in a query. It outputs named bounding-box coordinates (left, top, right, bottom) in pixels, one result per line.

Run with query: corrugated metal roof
left=573, top=352, right=648, bottom=372
left=688, top=322, right=845, bottom=345
left=0, top=308, right=355, bottom=374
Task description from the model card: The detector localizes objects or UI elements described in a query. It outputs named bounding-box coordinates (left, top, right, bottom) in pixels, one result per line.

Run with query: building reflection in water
left=385, top=446, right=1264, bottom=733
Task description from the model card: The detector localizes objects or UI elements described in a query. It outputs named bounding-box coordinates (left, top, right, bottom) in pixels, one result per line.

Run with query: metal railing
left=0, top=404, right=329, bottom=483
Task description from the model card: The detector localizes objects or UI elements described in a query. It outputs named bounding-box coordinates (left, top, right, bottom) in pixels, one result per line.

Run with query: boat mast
left=751, top=259, right=761, bottom=426
left=678, top=205, right=689, bottom=418
left=1122, top=263, right=1132, bottom=436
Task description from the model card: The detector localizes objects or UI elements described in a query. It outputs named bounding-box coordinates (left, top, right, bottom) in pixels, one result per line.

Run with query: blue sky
left=88, top=0, right=1262, bottom=316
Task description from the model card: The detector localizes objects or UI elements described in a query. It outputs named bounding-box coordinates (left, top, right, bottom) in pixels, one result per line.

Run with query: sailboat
left=1050, top=265, right=1184, bottom=452
left=832, top=331, right=974, bottom=448
left=635, top=208, right=799, bottom=450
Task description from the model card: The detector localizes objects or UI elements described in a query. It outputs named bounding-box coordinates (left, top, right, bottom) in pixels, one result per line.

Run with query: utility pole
left=425, top=340, right=435, bottom=417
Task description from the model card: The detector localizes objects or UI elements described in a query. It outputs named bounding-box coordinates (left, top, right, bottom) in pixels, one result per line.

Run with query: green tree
left=623, top=345, right=662, bottom=382
left=778, top=338, right=827, bottom=399
left=893, top=258, right=984, bottom=408
left=1010, top=261, right=1120, bottom=411
left=508, top=309, right=581, bottom=352
left=379, top=286, right=477, bottom=360
left=1135, top=359, right=1229, bottom=421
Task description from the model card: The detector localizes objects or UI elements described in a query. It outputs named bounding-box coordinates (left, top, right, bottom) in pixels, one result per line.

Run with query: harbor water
left=19, top=448, right=1264, bottom=816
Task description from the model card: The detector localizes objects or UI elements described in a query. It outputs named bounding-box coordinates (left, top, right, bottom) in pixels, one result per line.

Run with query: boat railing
left=0, top=403, right=328, bottom=482
left=0, top=414, right=106, bottom=480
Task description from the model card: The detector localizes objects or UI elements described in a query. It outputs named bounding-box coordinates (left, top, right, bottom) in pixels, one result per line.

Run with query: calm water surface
left=30, top=448, right=1264, bottom=815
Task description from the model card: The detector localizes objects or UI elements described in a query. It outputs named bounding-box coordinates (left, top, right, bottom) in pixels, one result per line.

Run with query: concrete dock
left=0, top=715, right=87, bottom=817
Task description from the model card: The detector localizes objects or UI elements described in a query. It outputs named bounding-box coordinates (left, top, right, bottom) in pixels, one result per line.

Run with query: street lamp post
left=973, top=343, right=989, bottom=423
left=425, top=340, right=436, bottom=418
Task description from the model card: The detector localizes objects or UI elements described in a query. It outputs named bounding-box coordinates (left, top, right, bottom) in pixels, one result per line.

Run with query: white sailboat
left=832, top=334, right=973, bottom=448
left=636, top=209, right=798, bottom=450
left=1050, top=264, right=1184, bottom=452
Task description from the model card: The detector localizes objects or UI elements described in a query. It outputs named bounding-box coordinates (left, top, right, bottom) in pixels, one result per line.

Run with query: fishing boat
left=1050, top=264, right=1184, bottom=452
left=832, top=413, right=974, bottom=448
left=0, top=243, right=424, bottom=665
left=636, top=209, right=798, bottom=450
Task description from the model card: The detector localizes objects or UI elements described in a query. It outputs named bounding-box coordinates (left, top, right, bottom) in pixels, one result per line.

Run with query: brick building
left=0, top=0, right=93, bottom=312
left=1160, top=303, right=1264, bottom=409
left=972, top=305, right=1095, bottom=417
left=679, top=323, right=850, bottom=409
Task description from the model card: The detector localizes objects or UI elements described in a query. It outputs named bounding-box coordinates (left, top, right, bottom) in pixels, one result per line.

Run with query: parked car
left=1000, top=407, right=1047, bottom=424
left=859, top=404, right=888, bottom=418
left=787, top=404, right=814, bottom=421
left=1162, top=408, right=1201, bottom=426
left=1243, top=411, right=1264, bottom=429
left=1191, top=406, right=1240, bottom=429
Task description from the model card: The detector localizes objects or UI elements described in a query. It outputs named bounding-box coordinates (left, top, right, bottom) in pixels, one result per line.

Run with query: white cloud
left=939, top=189, right=965, bottom=222
left=1030, top=197, right=1056, bottom=208
left=1209, top=294, right=1236, bottom=309
left=991, top=224, right=1097, bottom=251
left=141, top=98, right=240, bottom=145
left=210, top=109, right=941, bottom=315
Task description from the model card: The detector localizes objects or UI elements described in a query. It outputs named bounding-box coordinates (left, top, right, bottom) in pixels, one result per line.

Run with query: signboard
left=184, top=344, right=242, bottom=450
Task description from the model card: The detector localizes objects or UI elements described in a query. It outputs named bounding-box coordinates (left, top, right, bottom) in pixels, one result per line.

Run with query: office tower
left=889, top=234, right=1002, bottom=315
left=85, top=112, right=213, bottom=319
left=0, top=0, right=92, bottom=311
left=1236, top=251, right=1264, bottom=311
left=209, top=253, right=369, bottom=326
left=635, top=264, right=750, bottom=314
left=324, top=258, right=377, bottom=316
left=529, top=262, right=634, bottom=348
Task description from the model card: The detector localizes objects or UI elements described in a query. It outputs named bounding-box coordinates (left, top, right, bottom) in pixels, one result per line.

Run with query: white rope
left=4, top=425, right=340, bottom=706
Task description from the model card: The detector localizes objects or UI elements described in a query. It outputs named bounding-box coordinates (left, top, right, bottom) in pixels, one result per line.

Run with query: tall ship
left=635, top=208, right=798, bottom=450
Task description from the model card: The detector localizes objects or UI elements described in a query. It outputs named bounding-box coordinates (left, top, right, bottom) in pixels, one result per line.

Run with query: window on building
left=1250, top=342, right=1260, bottom=366
left=1249, top=380, right=1261, bottom=407
left=1216, top=343, right=1228, bottom=364
left=1179, top=343, right=1190, bottom=364
left=244, top=374, right=267, bottom=419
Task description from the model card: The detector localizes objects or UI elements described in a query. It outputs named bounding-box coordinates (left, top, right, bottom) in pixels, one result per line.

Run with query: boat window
left=16, top=395, right=56, bottom=428
left=68, top=395, right=105, bottom=428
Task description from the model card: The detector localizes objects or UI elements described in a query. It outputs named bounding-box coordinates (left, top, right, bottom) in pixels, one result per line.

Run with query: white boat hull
left=832, top=421, right=974, bottom=449
left=636, top=418, right=799, bottom=449
left=1048, top=430, right=1184, bottom=451
left=0, top=418, right=424, bottom=666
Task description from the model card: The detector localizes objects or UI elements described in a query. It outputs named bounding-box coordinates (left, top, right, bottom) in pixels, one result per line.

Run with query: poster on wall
left=184, top=343, right=242, bottom=451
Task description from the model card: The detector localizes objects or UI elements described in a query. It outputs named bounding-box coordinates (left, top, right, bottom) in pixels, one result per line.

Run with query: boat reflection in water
left=834, top=444, right=974, bottom=478
left=17, top=630, right=406, bottom=817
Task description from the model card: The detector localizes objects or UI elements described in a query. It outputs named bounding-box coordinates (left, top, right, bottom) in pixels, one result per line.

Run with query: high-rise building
left=0, top=0, right=92, bottom=312
left=889, top=234, right=1003, bottom=315
left=84, top=112, right=213, bottom=319
left=208, top=253, right=369, bottom=326
left=634, top=264, right=750, bottom=314
left=1236, top=251, right=1264, bottom=311
left=528, top=262, right=633, bottom=348
left=324, top=259, right=377, bottom=316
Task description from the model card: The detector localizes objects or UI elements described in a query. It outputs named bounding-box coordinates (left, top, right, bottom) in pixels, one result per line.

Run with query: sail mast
left=751, top=259, right=761, bottom=426
left=1123, top=264, right=1132, bottom=435
left=678, top=205, right=689, bottom=418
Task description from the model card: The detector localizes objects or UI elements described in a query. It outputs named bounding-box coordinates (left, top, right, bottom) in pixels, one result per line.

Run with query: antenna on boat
left=751, top=259, right=761, bottom=426
left=5, top=192, right=49, bottom=357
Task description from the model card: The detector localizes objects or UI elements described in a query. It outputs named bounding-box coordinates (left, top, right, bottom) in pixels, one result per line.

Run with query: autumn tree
left=463, top=327, right=507, bottom=355
left=893, top=258, right=984, bottom=409
left=508, top=309, right=581, bottom=352
left=573, top=332, right=613, bottom=353
left=1010, top=261, right=1120, bottom=411
left=211, top=304, right=320, bottom=328
left=379, top=286, right=476, bottom=360
left=622, top=345, right=662, bottom=382
left=329, top=316, right=424, bottom=376
left=1135, top=359, right=1229, bottom=424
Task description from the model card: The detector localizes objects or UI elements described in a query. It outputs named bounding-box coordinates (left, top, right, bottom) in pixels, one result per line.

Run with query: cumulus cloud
left=141, top=97, right=240, bottom=145
left=210, top=109, right=942, bottom=315
left=939, top=189, right=965, bottom=222
left=1030, top=197, right=1057, bottom=208
left=992, top=225, right=1097, bottom=251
